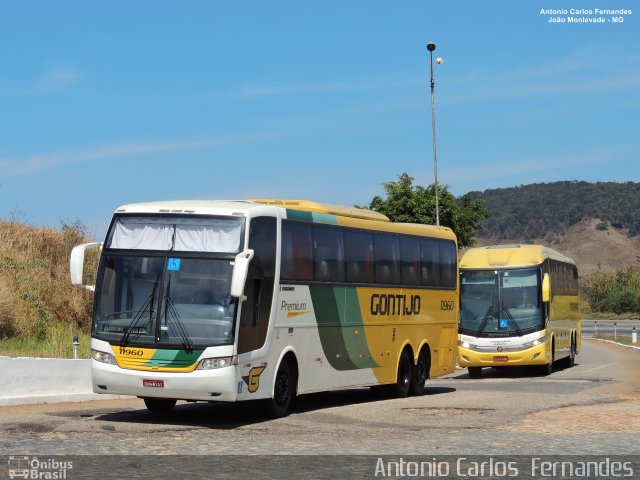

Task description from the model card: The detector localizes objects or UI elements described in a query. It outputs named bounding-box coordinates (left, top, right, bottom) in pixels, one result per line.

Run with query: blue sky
left=1, top=1, right=638, bottom=239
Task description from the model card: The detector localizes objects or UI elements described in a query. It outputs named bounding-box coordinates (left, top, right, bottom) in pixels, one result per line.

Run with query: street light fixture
left=427, top=42, right=443, bottom=226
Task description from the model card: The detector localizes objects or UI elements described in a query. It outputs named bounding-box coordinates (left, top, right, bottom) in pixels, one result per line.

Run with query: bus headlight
left=523, top=336, right=546, bottom=348
left=91, top=349, right=116, bottom=365
left=458, top=341, right=474, bottom=349
left=197, top=356, right=237, bottom=370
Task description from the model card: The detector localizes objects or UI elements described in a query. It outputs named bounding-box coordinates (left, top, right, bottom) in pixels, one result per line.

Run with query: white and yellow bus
left=458, top=244, right=580, bottom=378
left=71, top=199, right=458, bottom=416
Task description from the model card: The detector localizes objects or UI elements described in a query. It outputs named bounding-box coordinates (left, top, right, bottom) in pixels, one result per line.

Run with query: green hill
left=469, top=181, right=640, bottom=241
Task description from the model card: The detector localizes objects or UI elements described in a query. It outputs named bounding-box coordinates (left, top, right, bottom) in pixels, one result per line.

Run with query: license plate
left=493, top=356, right=508, bottom=362
left=143, top=379, right=164, bottom=388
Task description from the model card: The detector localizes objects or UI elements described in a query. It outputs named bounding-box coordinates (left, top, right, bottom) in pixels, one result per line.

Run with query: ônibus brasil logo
left=8, top=456, right=73, bottom=479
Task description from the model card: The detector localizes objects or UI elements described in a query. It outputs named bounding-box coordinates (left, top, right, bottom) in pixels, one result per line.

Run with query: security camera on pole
left=427, top=42, right=443, bottom=226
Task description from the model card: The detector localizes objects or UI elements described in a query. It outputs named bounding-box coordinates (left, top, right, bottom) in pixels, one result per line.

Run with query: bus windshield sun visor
left=107, top=216, right=243, bottom=253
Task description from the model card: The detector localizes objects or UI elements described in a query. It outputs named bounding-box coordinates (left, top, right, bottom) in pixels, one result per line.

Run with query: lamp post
left=427, top=42, right=443, bottom=226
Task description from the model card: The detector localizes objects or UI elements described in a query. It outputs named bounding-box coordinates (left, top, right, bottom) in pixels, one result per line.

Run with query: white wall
left=0, top=357, right=126, bottom=406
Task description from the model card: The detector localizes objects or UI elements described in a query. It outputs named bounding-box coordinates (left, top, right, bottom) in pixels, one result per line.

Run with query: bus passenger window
left=400, top=237, right=421, bottom=286
left=281, top=222, right=313, bottom=281
left=374, top=233, right=400, bottom=285
left=439, top=240, right=457, bottom=288
left=420, top=238, right=440, bottom=287
left=312, top=227, right=345, bottom=282
left=344, top=230, right=374, bottom=284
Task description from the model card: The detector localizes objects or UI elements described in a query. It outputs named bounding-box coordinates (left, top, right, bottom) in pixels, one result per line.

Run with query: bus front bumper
left=92, top=360, right=239, bottom=402
left=458, top=342, right=548, bottom=368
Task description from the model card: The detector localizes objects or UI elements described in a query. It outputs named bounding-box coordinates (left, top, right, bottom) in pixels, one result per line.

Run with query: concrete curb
left=0, top=357, right=131, bottom=407
left=587, top=337, right=640, bottom=351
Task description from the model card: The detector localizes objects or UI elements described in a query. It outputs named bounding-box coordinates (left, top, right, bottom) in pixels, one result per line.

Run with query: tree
left=366, top=173, right=488, bottom=248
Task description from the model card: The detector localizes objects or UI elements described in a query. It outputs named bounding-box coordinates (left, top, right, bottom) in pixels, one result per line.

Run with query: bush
left=582, top=268, right=640, bottom=314
left=595, top=221, right=609, bottom=231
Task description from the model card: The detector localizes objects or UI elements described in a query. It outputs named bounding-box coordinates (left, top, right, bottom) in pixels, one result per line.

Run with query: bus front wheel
left=265, top=360, right=296, bottom=418
left=143, top=397, right=177, bottom=414
left=468, top=367, right=482, bottom=379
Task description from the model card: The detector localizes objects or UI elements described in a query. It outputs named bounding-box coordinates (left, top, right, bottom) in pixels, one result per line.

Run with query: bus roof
left=459, top=244, right=575, bottom=269
left=248, top=199, right=390, bottom=222
left=111, top=199, right=456, bottom=242
left=250, top=199, right=455, bottom=241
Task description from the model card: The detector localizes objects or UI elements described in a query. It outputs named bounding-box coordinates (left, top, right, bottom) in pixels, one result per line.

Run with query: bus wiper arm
left=165, top=296, right=194, bottom=353
left=121, top=274, right=160, bottom=347
left=476, top=305, right=494, bottom=337
left=502, top=306, right=523, bottom=337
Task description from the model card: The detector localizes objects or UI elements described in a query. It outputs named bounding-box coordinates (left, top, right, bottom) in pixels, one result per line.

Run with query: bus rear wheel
left=410, top=349, right=429, bottom=396
left=468, top=367, right=482, bottom=379
left=566, top=337, right=576, bottom=368
left=143, top=398, right=177, bottom=414
left=394, top=350, right=413, bottom=398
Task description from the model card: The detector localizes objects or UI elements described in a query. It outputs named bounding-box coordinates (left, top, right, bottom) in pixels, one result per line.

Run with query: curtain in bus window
left=109, top=219, right=174, bottom=250
left=174, top=221, right=242, bottom=252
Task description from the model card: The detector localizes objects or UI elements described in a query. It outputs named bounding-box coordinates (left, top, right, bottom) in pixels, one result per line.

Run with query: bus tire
left=410, top=348, right=429, bottom=396
left=566, top=335, right=576, bottom=368
left=143, top=397, right=177, bottom=414
left=543, top=342, right=555, bottom=375
left=265, top=360, right=296, bottom=418
left=468, top=367, right=482, bottom=379
left=394, top=349, right=413, bottom=398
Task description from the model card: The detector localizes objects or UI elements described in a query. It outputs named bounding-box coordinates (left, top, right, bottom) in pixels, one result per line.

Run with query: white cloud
left=0, top=134, right=273, bottom=175
left=28, top=68, right=82, bottom=95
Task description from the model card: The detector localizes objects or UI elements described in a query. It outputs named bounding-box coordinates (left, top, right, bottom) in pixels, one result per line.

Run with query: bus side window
left=344, top=230, right=374, bottom=284
left=420, top=238, right=440, bottom=287
left=281, top=222, right=313, bottom=281
left=439, top=240, right=457, bottom=288
left=312, top=226, right=345, bottom=283
left=400, top=236, right=421, bottom=286
left=374, top=233, right=400, bottom=285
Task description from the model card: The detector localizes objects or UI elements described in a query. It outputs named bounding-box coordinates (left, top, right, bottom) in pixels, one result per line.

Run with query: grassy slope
left=0, top=220, right=94, bottom=357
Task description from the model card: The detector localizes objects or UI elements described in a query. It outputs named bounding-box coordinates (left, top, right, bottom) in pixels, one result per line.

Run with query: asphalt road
left=0, top=339, right=638, bottom=460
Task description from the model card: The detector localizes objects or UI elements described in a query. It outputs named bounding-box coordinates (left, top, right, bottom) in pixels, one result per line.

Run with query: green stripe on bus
left=145, top=348, right=204, bottom=368
left=286, top=209, right=313, bottom=222
left=334, top=286, right=379, bottom=369
left=309, top=285, right=377, bottom=370
left=285, top=209, right=337, bottom=225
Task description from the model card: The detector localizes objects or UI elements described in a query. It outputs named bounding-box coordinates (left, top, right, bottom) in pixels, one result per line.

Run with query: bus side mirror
left=70, top=242, right=103, bottom=291
left=230, top=249, right=254, bottom=300
left=542, top=273, right=550, bottom=303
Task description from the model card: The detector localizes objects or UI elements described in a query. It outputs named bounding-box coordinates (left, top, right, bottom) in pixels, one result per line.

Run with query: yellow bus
left=71, top=199, right=458, bottom=417
left=458, top=244, right=580, bottom=378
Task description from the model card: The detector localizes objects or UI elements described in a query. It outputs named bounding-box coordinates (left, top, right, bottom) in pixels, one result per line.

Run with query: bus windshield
left=92, top=215, right=244, bottom=348
left=459, top=268, right=543, bottom=337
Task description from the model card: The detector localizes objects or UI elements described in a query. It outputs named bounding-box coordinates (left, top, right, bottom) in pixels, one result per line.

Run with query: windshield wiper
left=163, top=275, right=193, bottom=353
left=476, top=304, right=494, bottom=337
left=502, top=306, right=523, bottom=337
left=164, top=296, right=194, bottom=353
left=120, top=274, right=161, bottom=347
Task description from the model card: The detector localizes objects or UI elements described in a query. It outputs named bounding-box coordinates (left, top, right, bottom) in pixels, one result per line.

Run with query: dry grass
left=0, top=219, right=95, bottom=356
